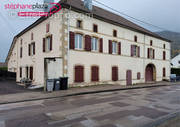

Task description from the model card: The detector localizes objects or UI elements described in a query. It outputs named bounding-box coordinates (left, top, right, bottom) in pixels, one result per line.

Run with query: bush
left=0, top=67, right=7, bottom=71
left=171, top=68, right=180, bottom=76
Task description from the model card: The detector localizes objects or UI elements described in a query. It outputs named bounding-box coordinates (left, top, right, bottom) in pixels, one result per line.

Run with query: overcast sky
left=0, top=0, right=179, bottom=62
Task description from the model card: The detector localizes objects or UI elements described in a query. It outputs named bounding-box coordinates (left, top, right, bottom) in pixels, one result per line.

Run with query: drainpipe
left=143, top=34, right=146, bottom=82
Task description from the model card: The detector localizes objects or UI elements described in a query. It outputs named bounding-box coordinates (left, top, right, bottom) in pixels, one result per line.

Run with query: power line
left=93, top=0, right=169, bottom=31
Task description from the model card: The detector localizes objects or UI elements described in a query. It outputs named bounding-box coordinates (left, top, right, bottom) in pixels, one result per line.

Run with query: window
left=163, top=68, right=166, bottom=77
left=131, top=45, right=140, bottom=57
left=147, top=48, right=155, bottom=59
left=112, top=42, right=117, bottom=54
left=75, top=65, right=84, bottom=83
left=112, top=66, right=118, bottom=81
left=77, top=20, right=82, bottom=28
left=45, top=37, right=51, bottom=52
left=134, top=36, right=137, bottom=42
left=163, top=51, right=166, bottom=60
left=93, top=24, right=98, bottom=33
left=150, top=40, right=153, bottom=46
left=29, top=43, right=35, bottom=56
left=91, top=37, right=98, bottom=51
left=113, top=30, right=117, bottom=37
left=163, top=44, right=166, bottom=49
left=46, top=23, right=50, bottom=33
left=20, top=47, right=23, bottom=58
left=31, top=33, right=33, bottom=40
left=75, top=34, right=83, bottom=49
left=26, top=67, right=29, bottom=78
left=91, top=66, right=99, bottom=82
left=20, top=67, right=22, bottom=78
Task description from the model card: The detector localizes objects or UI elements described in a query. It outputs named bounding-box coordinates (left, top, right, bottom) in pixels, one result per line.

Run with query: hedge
left=171, top=68, right=180, bottom=76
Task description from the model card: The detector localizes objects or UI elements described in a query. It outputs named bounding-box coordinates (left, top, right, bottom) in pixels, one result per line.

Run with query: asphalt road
left=0, top=84, right=180, bottom=127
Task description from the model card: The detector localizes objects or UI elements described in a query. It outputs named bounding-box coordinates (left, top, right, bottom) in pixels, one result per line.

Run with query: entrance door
left=145, top=65, right=153, bottom=82
left=126, top=70, right=132, bottom=85
left=30, top=67, right=33, bottom=80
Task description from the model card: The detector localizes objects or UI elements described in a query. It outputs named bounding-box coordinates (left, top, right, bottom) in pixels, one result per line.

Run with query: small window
left=46, top=23, right=50, bottom=33
left=20, top=47, right=23, bottom=58
left=75, top=65, right=84, bottom=83
left=91, top=37, right=98, bottom=51
left=163, top=51, right=166, bottom=60
left=113, top=30, right=117, bottom=37
left=163, top=44, right=166, bottom=49
left=45, top=37, right=51, bottom=52
left=77, top=20, right=82, bottom=28
left=150, top=40, right=153, bottom=46
left=137, top=72, right=141, bottom=80
left=163, top=68, right=166, bottom=77
left=75, top=34, right=83, bottom=49
left=134, top=36, right=137, bottom=42
left=93, top=24, right=98, bottom=33
left=112, top=42, right=117, bottom=54
left=31, top=33, right=33, bottom=40
left=20, top=67, right=22, bottom=78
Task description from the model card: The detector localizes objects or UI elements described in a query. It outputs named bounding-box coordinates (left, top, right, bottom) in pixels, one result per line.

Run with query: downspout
left=143, top=34, right=146, bottom=82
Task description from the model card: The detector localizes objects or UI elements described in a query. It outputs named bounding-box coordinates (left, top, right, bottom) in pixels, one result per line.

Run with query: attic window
left=113, top=30, right=117, bottom=37
left=163, top=44, right=166, bottom=49
left=77, top=20, right=82, bottom=28
left=93, top=24, right=98, bottom=33
left=134, top=36, right=137, bottom=42
left=150, top=40, right=153, bottom=46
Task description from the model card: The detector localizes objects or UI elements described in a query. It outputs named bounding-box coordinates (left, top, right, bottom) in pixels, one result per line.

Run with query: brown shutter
left=46, top=24, right=49, bottom=33
left=137, top=46, right=140, bottom=57
left=131, top=45, right=134, bottom=56
left=50, top=35, right=52, bottom=51
left=163, top=51, right=166, bottom=60
left=33, top=43, right=35, bottom=55
left=75, top=66, right=84, bottom=83
left=153, top=49, right=155, bottom=59
left=85, top=35, right=91, bottom=51
left=99, top=38, right=103, bottom=53
left=43, top=38, right=45, bottom=52
left=20, top=47, right=23, bottom=58
left=91, top=66, right=99, bottom=82
left=147, top=48, right=150, bottom=58
left=69, top=31, right=75, bottom=49
left=20, top=67, right=22, bottom=78
left=118, top=42, right=121, bottom=55
left=112, top=66, right=118, bottom=81
left=163, top=68, right=166, bottom=77
left=109, top=40, right=112, bottom=54
left=28, top=44, right=31, bottom=56
left=30, top=67, right=33, bottom=80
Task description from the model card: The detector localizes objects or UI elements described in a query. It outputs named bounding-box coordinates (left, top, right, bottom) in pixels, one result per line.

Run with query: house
left=171, top=54, right=180, bottom=68
left=6, top=0, right=171, bottom=88
left=0, top=62, right=7, bottom=68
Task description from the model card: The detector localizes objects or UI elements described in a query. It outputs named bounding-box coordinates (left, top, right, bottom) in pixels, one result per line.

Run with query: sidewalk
left=0, top=81, right=178, bottom=105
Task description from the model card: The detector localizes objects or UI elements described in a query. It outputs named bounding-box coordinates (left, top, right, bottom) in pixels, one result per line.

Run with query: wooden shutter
left=91, top=66, right=99, bottom=82
left=131, top=45, right=134, bottom=56
left=118, top=42, right=121, bottom=55
left=147, top=48, right=150, bottom=58
left=28, top=44, right=31, bottom=56
left=99, top=38, right=103, bottom=53
left=85, top=35, right=91, bottom=51
left=112, top=66, right=118, bottom=81
left=50, top=35, right=52, bottom=51
left=163, top=51, right=166, bottom=60
left=138, top=46, right=140, bottom=57
left=43, top=38, right=45, bottom=52
left=69, top=31, right=75, bottom=49
left=137, top=72, right=141, bottom=80
left=109, top=40, right=112, bottom=54
left=153, top=49, right=155, bottom=59
left=163, top=68, right=166, bottom=77
left=33, top=43, right=35, bottom=55
left=20, top=67, right=22, bottom=78
left=31, top=33, right=33, bottom=40
left=75, top=66, right=84, bottom=83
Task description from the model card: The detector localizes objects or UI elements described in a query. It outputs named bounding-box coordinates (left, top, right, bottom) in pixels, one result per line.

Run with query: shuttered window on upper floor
left=131, top=45, right=140, bottom=57
left=147, top=48, right=155, bottom=59
left=43, top=35, right=52, bottom=52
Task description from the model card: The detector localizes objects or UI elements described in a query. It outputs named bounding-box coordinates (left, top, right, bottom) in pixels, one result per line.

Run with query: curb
left=141, top=110, right=180, bottom=127
left=0, top=84, right=169, bottom=105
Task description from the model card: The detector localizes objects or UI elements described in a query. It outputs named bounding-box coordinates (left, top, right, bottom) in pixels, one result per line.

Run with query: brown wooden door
left=91, top=66, right=99, bottom=82
left=126, top=70, right=132, bottom=85
left=146, top=66, right=153, bottom=82
left=30, top=67, right=33, bottom=80
left=75, top=65, right=84, bottom=83
left=112, top=67, right=118, bottom=81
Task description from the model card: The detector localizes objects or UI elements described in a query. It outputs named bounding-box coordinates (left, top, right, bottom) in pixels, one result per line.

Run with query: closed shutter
left=75, top=66, right=84, bottom=83
left=50, top=35, right=52, bottom=51
left=43, top=38, right=45, bottom=52
left=137, top=72, right=141, bottom=80
left=163, top=68, right=166, bottom=77
left=69, top=31, right=75, bottom=49
left=138, top=46, right=140, bottom=57
left=85, top=35, right=91, bottom=51
left=147, top=48, right=150, bottom=58
left=131, top=45, right=134, bottom=56
left=33, top=43, right=35, bottom=55
left=91, top=66, right=99, bottom=82
left=112, top=66, right=118, bottom=81
left=28, top=44, right=31, bottom=56
left=109, top=40, right=112, bottom=54
left=163, top=51, right=166, bottom=60
left=153, top=49, right=155, bottom=59
left=99, top=38, right=103, bottom=53
left=118, top=42, right=121, bottom=55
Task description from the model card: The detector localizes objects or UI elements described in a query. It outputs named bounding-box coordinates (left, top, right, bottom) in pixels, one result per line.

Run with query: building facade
left=171, top=54, right=180, bottom=68
left=6, top=0, right=171, bottom=88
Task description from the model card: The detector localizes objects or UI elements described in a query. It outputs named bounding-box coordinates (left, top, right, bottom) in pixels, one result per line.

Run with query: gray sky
left=0, top=0, right=179, bottom=62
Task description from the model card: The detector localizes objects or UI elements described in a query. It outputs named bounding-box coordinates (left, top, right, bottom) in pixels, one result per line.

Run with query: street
left=0, top=84, right=180, bottom=127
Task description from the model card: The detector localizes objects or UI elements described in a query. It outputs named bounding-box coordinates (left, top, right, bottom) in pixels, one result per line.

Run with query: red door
left=126, top=70, right=132, bottom=85
left=146, top=66, right=153, bottom=82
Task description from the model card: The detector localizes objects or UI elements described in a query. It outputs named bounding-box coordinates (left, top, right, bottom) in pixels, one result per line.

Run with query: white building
left=171, top=54, right=180, bottom=68
left=6, top=0, right=171, bottom=88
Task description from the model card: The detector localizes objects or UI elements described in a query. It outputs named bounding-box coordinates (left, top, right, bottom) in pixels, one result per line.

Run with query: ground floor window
left=91, top=66, right=99, bottom=82
left=163, top=68, right=166, bottom=77
left=112, top=66, right=118, bottom=81
left=30, top=67, right=33, bottom=80
left=20, top=67, right=22, bottom=78
left=74, top=65, right=84, bottom=83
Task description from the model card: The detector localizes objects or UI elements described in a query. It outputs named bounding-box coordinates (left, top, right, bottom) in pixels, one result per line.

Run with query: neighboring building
left=0, top=62, right=7, bottom=68
left=6, top=0, right=171, bottom=87
left=171, top=54, right=180, bottom=68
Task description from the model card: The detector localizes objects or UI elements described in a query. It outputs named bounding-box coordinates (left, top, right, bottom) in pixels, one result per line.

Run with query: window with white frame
left=133, top=45, right=138, bottom=57
left=91, top=37, right=98, bottom=51
left=149, top=48, right=154, bottom=58
left=75, top=34, right=83, bottom=49
left=112, top=42, right=117, bottom=54
left=45, top=37, right=51, bottom=52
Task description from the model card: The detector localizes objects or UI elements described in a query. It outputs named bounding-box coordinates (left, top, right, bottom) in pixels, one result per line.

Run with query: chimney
left=84, top=0, right=92, bottom=11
